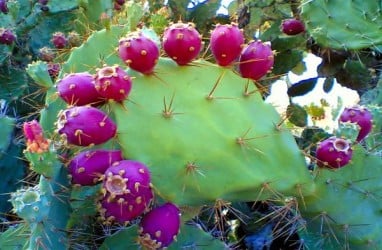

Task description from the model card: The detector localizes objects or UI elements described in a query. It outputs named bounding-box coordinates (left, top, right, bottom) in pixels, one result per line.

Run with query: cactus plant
left=2, top=1, right=382, bottom=249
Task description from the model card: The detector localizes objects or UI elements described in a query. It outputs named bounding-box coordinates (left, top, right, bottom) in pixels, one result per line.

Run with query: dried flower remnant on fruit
left=23, top=120, right=50, bottom=153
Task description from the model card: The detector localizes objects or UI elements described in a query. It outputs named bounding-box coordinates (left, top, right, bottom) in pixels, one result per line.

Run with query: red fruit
left=0, top=28, right=16, bottom=45
left=138, top=202, right=181, bottom=249
left=239, top=40, right=274, bottom=81
left=56, top=106, right=117, bottom=146
left=162, top=22, right=202, bottom=65
left=51, top=32, right=67, bottom=49
left=98, top=160, right=153, bottom=224
left=210, top=23, right=244, bottom=66
left=118, top=32, right=159, bottom=75
left=56, top=72, right=104, bottom=106
left=281, top=18, right=305, bottom=35
left=68, top=149, right=123, bottom=186
left=94, top=65, right=132, bottom=102
left=339, top=105, right=373, bottom=142
left=316, top=136, right=353, bottom=169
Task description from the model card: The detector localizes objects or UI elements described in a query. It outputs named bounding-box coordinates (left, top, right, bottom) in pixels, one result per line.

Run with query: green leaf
left=287, top=77, right=318, bottom=97
left=287, top=103, right=308, bottom=127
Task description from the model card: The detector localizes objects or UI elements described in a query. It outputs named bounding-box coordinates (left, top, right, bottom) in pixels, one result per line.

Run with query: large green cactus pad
left=301, top=146, right=382, bottom=249
left=301, top=0, right=382, bottom=50
left=112, top=58, right=315, bottom=205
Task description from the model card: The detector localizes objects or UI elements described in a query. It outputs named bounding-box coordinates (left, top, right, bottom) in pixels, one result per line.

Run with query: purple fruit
left=51, top=32, right=67, bottom=49
left=210, top=23, right=244, bottom=66
left=162, top=22, right=202, bottom=65
left=56, top=106, right=117, bottom=146
left=281, top=18, right=305, bottom=36
left=138, top=202, right=181, bottom=249
left=316, top=136, right=353, bottom=169
left=118, top=32, right=159, bottom=75
left=102, top=160, right=151, bottom=197
left=94, top=65, right=132, bottom=102
left=98, top=188, right=153, bottom=224
left=56, top=72, right=104, bottom=106
left=68, top=149, right=123, bottom=186
left=0, top=0, right=8, bottom=14
left=98, top=160, right=153, bottom=224
left=339, top=105, right=373, bottom=142
left=0, top=28, right=16, bottom=45
left=38, top=0, right=48, bottom=5
left=239, top=40, right=274, bottom=81
left=47, top=62, right=60, bottom=79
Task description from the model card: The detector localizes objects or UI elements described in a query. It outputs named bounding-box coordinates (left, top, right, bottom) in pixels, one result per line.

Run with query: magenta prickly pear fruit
left=316, top=136, right=353, bottom=169
left=138, top=202, right=181, bottom=249
left=210, top=23, right=244, bottom=66
left=239, top=40, right=274, bottom=81
left=118, top=32, right=159, bottom=75
left=47, top=62, right=60, bottom=79
left=162, top=22, right=202, bottom=65
left=0, top=0, right=8, bottom=14
left=56, top=106, right=117, bottom=146
left=98, top=188, right=153, bottom=224
left=0, top=28, right=16, bottom=45
left=51, top=32, right=67, bottom=49
left=56, top=72, right=104, bottom=106
left=98, top=160, right=153, bottom=224
left=68, top=149, right=123, bottom=186
left=94, top=65, right=132, bottom=102
left=281, top=18, right=305, bottom=35
left=102, top=160, right=151, bottom=197
left=339, top=105, right=373, bottom=142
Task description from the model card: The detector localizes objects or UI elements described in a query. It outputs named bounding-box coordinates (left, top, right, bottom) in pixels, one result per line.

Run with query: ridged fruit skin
left=281, top=18, right=305, bottom=35
left=118, top=32, right=159, bottom=74
left=339, top=105, right=373, bottom=142
left=98, top=160, right=153, bottom=224
left=138, top=202, right=181, bottom=249
left=94, top=65, right=132, bottom=102
left=210, top=23, right=244, bottom=66
left=51, top=32, right=67, bottom=49
left=162, top=22, right=202, bottom=65
left=0, top=28, right=16, bottom=45
left=239, top=40, right=274, bottom=81
left=56, top=72, right=104, bottom=106
left=68, top=149, right=123, bottom=186
left=0, top=0, right=8, bottom=14
left=316, top=136, right=353, bottom=169
left=56, top=106, right=117, bottom=146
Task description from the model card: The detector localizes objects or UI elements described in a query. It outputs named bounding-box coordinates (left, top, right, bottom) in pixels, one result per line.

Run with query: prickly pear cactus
left=301, top=0, right=382, bottom=50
